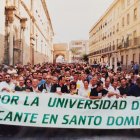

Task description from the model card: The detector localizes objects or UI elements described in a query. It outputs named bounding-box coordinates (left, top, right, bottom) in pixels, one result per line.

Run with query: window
left=112, top=58, right=115, bottom=68
left=117, top=23, right=119, bottom=32
left=133, top=30, right=137, bottom=45
left=134, top=8, right=137, bottom=20
left=126, top=55, right=128, bottom=66
left=113, top=26, right=115, bottom=34
left=75, top=42, right=82, bottom=45
left=121, top=56, right=124, bottom=64
left=133, top=54, right=135, bottom=62
left=127, top=14, right=130, bottom=25
left=122, top=17, right=125, bottom=27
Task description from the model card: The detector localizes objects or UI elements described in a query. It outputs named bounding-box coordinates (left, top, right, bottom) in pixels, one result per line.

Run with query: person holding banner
left=78, top=80, right=91, bottom=98
left=89, top=81, right=108, bottom=99
left=118, top=78, right=129, bottom=97
left=50, top=76, right=69, bottom=94
left=104, top=78, right=114, bottom=92
left=89, top=77, right=97, bottom=88
left=0, top=74, right=15, bottom=92
left=128, top=77, right=140, bottom=97
left=15, top=76, right=26, bottom=91
left=39, top=75, right=52, bottom=92
left=25, top=79, right=32, bottom=91
left=107, top=81, right=120, bottom=98
left=69, top=81, right=78, bottom=95
left=26, top=79, right=41, bottom=93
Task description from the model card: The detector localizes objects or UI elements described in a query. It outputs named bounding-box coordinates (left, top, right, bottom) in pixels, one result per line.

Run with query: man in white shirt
left=104, top=78, right=114, bottom=92
left=89, top=77, right=97, bottom=89
left=0, top=74, right=15, bottom=92
left=108, top=81, right=120, bottom=98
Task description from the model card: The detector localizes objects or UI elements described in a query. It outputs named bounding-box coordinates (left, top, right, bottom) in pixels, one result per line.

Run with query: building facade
left=69, top=40, right=89, bottom=63
left=0, top=0, right=54, bottom=65
left=89, top=0, right=140, bottom=70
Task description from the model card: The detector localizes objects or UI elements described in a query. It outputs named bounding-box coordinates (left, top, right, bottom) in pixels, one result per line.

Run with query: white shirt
left=77, top=80, right=84, bottom=89
left=7, top=69, right=17, bottom=75
left=101, top=77, right=105, bottom=84
left=111, top=87, right=120, bottom=95
left=78, top=87, right=91, bottom=97
left=89, top=84, right=97, bottom=89
left=104, top=85, right=114, bottom=92
left=0, top=81, right=15, bottom=92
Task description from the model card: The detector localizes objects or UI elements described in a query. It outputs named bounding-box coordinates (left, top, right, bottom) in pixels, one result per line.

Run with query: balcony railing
left=117, top=37, right=140, bottom=50
left=89, top=37, right=140, bottom=56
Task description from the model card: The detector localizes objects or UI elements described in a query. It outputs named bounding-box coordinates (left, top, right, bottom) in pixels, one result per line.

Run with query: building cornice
left=34, top=22, right=50, bottom=44
left=20, top=0, right=52, bottom=45
left=41, top=0, right=54, bottom=36
left=89, top=0, right=118, bottom=33
left=20, top=0, right=35, bottom=22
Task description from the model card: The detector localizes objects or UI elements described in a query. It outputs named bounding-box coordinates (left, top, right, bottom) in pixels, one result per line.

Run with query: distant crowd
left=0, top=61, right=140, bottom=99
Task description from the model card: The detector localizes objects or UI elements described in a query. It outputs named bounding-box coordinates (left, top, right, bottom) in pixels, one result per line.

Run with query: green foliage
left=81, top=54, right=89, bottom=62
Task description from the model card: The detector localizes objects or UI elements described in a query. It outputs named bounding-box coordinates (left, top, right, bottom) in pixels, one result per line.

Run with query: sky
left=46, top=0, right=114, bottom=43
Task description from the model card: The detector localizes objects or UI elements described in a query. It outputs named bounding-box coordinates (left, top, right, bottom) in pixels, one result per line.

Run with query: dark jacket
left=50, top=84, right=69, bottom=93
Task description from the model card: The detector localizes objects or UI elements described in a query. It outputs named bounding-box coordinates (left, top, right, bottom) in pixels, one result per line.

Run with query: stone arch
left=54, top=53, right=65, bottom=63
left=53, top=43, right=69, bottom=63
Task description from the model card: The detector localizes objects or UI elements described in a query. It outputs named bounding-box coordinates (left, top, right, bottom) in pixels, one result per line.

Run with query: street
left=0, top=125, right=140, bottom=140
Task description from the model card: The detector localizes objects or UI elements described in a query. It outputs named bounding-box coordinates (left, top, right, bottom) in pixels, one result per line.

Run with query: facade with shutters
left=89, top=0, right=140, bottom=71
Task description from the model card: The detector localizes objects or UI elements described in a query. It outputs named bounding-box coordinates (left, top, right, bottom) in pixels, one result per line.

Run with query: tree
left=81, top=54, right=89, bottom=63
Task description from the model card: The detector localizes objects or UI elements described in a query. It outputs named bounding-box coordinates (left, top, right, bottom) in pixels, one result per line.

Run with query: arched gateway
left=53, top=43, right=69, bottom=63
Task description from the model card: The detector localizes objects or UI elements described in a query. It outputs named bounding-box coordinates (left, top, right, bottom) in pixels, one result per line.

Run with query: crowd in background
left=0, top=62, right=140, bottom=99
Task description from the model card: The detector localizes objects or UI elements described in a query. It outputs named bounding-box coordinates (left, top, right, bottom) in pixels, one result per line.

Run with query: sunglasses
left=5, top=77, right=10, bottom=78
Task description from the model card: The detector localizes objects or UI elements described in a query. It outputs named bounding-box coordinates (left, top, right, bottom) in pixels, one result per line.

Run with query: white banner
left=0, top=92, right=140, bottom=129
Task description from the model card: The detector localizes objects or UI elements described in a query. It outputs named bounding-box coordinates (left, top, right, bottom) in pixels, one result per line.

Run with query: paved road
left=0, top=125, right=140, bottom=140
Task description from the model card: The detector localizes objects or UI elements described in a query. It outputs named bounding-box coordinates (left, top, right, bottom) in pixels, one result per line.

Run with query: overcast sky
left=46, top=0, right=114, bottom=43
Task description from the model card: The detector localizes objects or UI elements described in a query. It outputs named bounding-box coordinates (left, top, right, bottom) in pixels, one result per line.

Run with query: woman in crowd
left=78, top=80, right=91, bottom=98
left=25, top=79, right=32, bottom=92
left=69, top=81, right=78, bottom=95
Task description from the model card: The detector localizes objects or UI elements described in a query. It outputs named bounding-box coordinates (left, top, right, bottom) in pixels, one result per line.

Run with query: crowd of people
left=0, top=62, right=140, bottom=99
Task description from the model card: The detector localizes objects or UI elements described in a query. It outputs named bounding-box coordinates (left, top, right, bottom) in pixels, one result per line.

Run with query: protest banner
left=0, top=92, right=140, bottom=129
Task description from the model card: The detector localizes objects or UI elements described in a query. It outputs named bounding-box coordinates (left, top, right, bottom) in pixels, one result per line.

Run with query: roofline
left=89, top=0, right=118, bottom=33
left=41, top=0, right=54, bottom=36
